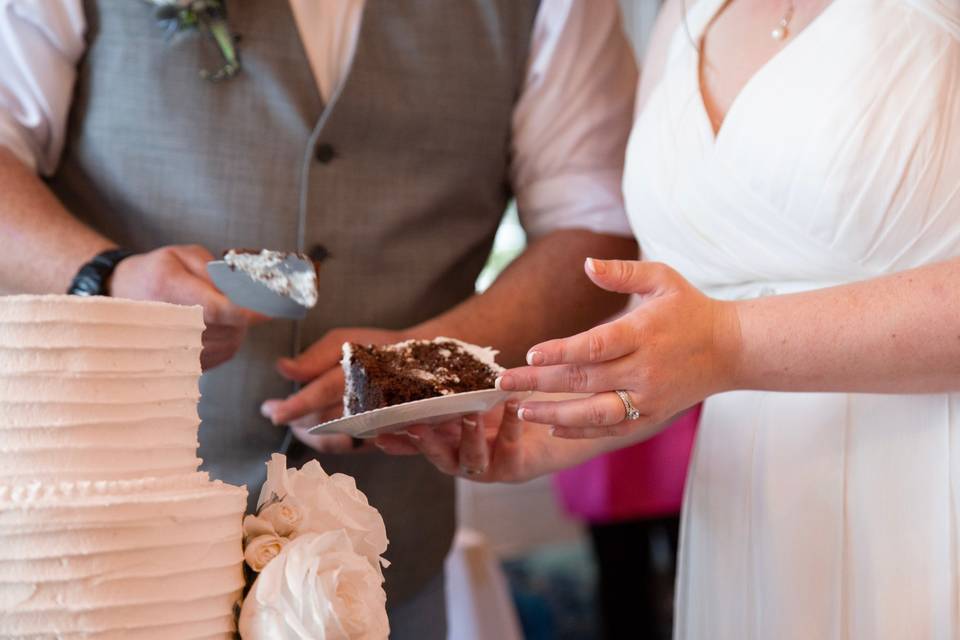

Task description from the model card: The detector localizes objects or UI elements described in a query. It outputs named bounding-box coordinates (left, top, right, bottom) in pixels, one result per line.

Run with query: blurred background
left=448, top=3, right=686, bottom=640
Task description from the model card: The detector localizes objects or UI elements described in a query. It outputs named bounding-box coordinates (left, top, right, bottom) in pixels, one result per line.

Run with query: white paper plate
left=207, top=259, right=310, bottom=319
left=307, top=389, right=528, bottom=438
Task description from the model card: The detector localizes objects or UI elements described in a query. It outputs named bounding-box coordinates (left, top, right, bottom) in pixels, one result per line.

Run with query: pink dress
left=554, top=407, right=700, bottom=523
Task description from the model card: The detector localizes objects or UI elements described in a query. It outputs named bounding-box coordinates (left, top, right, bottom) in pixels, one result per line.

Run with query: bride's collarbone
left=697, top=0, right=835, bottom=135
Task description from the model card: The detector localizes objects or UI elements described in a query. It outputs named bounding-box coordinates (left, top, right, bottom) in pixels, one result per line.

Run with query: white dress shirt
left=0, top=0, right=636, bottom=238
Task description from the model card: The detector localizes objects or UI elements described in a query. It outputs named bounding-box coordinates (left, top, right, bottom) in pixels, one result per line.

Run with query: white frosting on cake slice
left=223, top=249, right=318, bottom=308
left=0, top=295, right=247, bottom=639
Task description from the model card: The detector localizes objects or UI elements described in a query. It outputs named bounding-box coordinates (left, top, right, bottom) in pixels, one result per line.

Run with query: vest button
left=314, top=143, right=337, bottom=164
left=308, top=244, right=330, bottom=263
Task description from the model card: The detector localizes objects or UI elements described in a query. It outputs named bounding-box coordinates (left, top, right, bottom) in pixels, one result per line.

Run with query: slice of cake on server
left=341, top=337, right=504, bottom=415
left=0, top=296, right=247, bottom=639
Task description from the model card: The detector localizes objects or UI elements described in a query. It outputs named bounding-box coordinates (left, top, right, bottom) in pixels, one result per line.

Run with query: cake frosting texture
left=0, top=295, right=247, bottom=639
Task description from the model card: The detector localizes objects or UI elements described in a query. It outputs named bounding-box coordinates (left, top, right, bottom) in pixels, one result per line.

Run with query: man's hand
left=110, top=245, right=266, bottom=370
left=261, top=327, right=411, bottom=454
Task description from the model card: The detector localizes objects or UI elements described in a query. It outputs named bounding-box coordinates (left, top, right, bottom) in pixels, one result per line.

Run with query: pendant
left=771, top=2, right=794, bottom=42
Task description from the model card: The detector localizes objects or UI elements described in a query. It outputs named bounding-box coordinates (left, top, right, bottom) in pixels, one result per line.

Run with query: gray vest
left=50, top=0, right=539, bottom=605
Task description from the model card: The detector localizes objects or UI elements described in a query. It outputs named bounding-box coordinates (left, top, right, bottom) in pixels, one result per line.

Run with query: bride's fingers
left=406, top=424, right=460, bottom=475
left=517, top=392, right=633, bottom=429
left=456, top=414, right=489, bottom=477
left=497, top=361, right=627, bottom=394
left=525, top=319, right=638, bottom=367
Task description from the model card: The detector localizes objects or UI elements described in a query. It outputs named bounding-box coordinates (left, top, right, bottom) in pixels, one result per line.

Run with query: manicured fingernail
left=495, top=375, right=516, bottom=391
left=585, top=258, right=606, bottom=275
left=526, top=350, right=544, bottom=366
left=462, top=416, right=478, bottom=431
left=517, top=407, right=531, bottom=421
left=260, top=402, right=274, bottom=419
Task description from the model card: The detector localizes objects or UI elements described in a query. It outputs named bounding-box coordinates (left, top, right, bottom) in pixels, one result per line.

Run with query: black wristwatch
left=67, top=248, right=136, bottom=296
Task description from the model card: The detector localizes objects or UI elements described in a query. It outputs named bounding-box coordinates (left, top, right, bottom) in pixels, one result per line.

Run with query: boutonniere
left=147, top=0, right=241, bottom=81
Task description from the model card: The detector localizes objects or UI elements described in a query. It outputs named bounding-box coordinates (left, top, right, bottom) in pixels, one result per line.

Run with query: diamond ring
left=614, top=390, right=642, bottom=421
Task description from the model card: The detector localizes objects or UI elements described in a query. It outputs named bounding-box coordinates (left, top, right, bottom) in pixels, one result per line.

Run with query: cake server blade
left=207, top=260, right=310, bottom=319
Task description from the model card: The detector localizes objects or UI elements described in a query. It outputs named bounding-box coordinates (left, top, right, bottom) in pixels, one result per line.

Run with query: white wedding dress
left=623, top=0, right=960, bottom=638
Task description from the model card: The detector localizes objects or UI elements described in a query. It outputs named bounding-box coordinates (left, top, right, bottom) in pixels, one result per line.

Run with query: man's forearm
left=411, top=229, right=638, bottom=366
left=0, top=147, right=114, bottom=293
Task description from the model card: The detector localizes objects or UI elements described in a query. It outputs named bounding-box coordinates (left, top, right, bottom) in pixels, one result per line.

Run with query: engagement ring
left=614, top=390, right=642, bottom=421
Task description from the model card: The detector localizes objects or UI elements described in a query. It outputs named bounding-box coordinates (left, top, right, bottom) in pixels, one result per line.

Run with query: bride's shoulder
left=636, top=0, right=690, bottom=111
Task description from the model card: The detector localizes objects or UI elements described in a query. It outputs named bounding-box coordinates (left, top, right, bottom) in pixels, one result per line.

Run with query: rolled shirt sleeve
left=0, top=0, right=86, bottom=174
left=511, top=0, right=639, bottom=240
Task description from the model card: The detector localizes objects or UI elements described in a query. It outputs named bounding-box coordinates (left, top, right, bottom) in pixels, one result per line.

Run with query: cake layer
left=0, top=399, right=198, bottom=428
left=0, top=375, right=198, bottom=404
left=0, top=472, right=242, bottom=514
left=0, top=295, right=202, bottom=327
left=0, top=418, right=199, bottom=481
left=0, top=564, right=242, bottom=612
left=0, top=296, right=246, bottom=639
left=0, top=448, right=199, bottom=482
left=0, top=347, right=200, bottom=376
left=0, top=418, right=197, bottom=447
left=0, top=322, right=202, bottom=350
left=1, top=593, right=239, bottom=638
left=0, top=473, right=245, bottom=637
left=0, top=512, right=240, bottom=560
left=0, top=531, right=239, bottom=582
left=0, top=296, right=206, bottom=481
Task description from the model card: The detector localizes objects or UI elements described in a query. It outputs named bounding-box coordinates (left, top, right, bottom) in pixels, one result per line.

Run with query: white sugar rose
left=244, top=534, right=289, bottom=573
left=259, top=500, right=303, bottom=537
left=256, top=454, right=389, bottom=575
left=239, top=531, right=390, bottom=640
left=243, top=514, right=277, bottom=541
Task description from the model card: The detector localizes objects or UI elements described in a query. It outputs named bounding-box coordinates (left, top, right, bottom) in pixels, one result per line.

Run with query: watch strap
left=67, top=248, right=136, bottom=297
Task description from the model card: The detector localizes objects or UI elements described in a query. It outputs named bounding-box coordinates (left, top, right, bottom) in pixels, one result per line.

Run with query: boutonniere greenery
left=147, top=0, right=241, bottom=81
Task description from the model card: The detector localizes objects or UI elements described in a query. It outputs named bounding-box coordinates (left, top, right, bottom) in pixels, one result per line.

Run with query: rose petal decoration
left=243, top=514, right=277, bottom=542
left=238, top=531, right=390, bottom=640
left=256, top=454, right=389, bottom=575
left=244, top=534, right=289, bottom=573
left=258, top=500, right=303, bottom=538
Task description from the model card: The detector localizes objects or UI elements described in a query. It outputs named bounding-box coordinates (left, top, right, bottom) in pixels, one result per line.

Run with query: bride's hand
left=497, top=259, right=742, bottom=438
left=374, top=402, right=560, bottom=484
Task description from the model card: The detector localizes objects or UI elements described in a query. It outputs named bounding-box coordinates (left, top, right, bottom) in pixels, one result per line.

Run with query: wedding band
left=615, top=390, right=642, bottom=421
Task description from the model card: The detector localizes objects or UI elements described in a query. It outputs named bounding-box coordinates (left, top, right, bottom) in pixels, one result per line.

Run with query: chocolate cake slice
left=341, top=338, right=504, bottom=416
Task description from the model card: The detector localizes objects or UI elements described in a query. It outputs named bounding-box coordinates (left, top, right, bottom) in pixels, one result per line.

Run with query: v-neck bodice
left=692, top=0, right=844, bottom=141
left=623, top=0, right=960, bottom=301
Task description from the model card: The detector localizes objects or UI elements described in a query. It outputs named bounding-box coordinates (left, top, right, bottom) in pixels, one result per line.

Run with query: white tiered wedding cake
left=0, top=295, right=248, bottom=639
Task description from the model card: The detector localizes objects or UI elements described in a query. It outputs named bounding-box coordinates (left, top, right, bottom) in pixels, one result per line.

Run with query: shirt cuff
left=0, top=114, right=39, bottom=173
left=516, top=170, right=635, bottom=239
